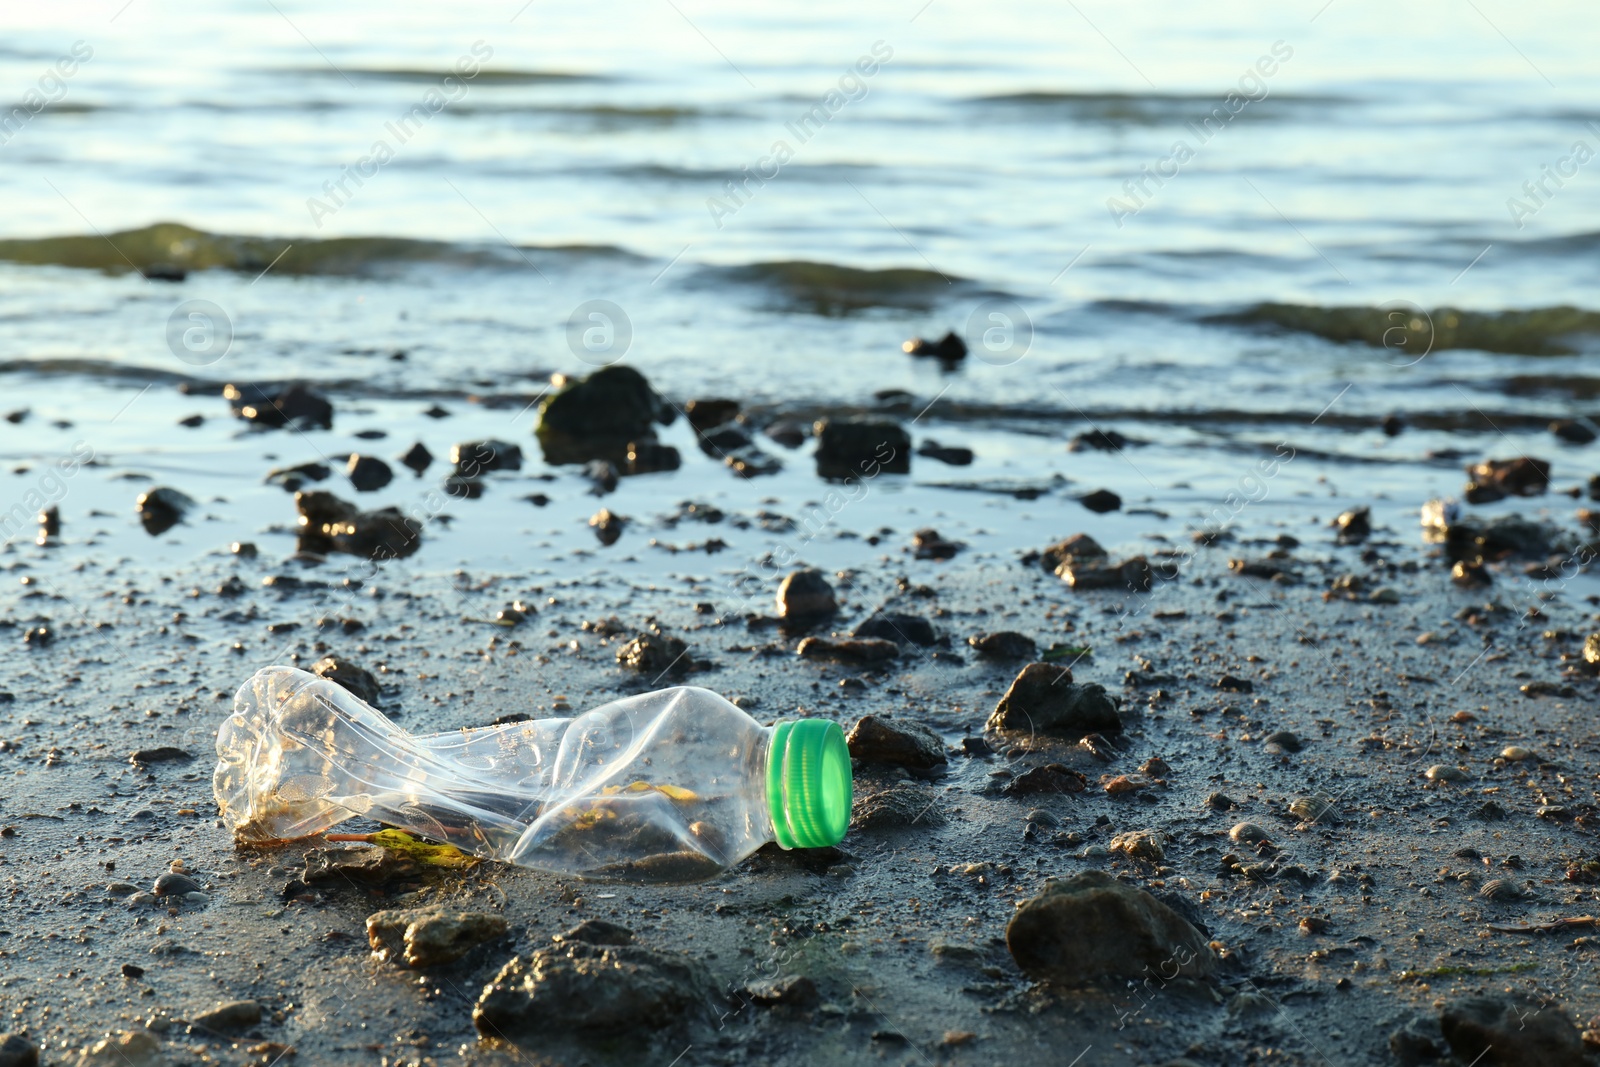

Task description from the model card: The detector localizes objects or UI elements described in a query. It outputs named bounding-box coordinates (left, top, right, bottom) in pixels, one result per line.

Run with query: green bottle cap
left=766, top=719, right=852, bottom=849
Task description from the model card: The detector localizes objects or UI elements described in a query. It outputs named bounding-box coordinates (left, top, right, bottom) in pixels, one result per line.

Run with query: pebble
left=988, top=663, right=1121, bottom=736
left=0, top=1033, right=39, bottom=1067
left=129, top=747, right=193, bottom=765
left=135, top=487, right=195, bottom=536
left=812, top=417, right=912, bottom=478
left=225, top=381, right=333, bottom=430
left=189, top=999, right=260, bottom=1033
left=72, top=1029, right=165, bottom=1067
left=589, top=508, right=625, bottom=545
left=1425, top=764, right=1469, bottom=783
left=1333, top=506, right=1372, bottom=543
left=1036, top=532, right=1107, bottom=572
left=152, top=872, right=201, bottom=898
left=1500, top=745, right=1532, bottom=761
left=743, top=974, right=820, bottom=1008
left=1005, top=870, right=1214, bottom=982
left=311, top=655, right=381, bottom=705
left=366, top=907, right=509, bottom=968
left=345, top=454, right=393, bottom=492
left=398, top=441, right=432, bottom=474
left=451, top=439, right=524, bottom=475
left=845, top=715, right=947, bottom=770
left=796, top=636, right=898, bottom=665
left=1077, top=488, right=1121, bottom=513
left=853, top=612, right=936, bottom=646
left=554, top=919, right=635, bottom=946
left=1002, top=764, right=1087, bottom=797
left=615, top=631, right=690, bottom=674
left=1261, top=730, right=1304, bottom=754
left=775, top=568, right=837, bottom=621
left=967, top=632, right=1037, bottom=659
left=1229, top=822, right=1271, bottom=844
left=910, top=527, right=963, bottom=560
left=901, top=331, right=966, bottom=359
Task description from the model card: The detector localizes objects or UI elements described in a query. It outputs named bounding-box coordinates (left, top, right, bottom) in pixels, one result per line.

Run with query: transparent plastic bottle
left=212, top=666, right=852, bottom=882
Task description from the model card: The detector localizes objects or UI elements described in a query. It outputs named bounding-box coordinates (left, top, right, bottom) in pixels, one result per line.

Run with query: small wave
left=1207, top=302, right=1600, bottom=356
left=964, top=91, right=1342, bottom=124
left=707, top=260, right=963, bottom=315
left=273, top=66, right=611, bottom=84
left=0, top=222, right=635, bottom=277
left=453, top=103, right=726, bottom=126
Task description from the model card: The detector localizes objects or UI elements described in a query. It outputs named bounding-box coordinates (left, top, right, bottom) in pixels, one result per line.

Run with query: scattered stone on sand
left=1005, top=870, right=1214, bottom=982
left=1067, top=429, right=1129, bottom=452
left=989, top=663, right=1120, bottom=735
left=616, top=630, right=689, bottom=674
left=589, top=507, right=626, bottom=545
left=853, top=612, right=937, bottom=646
left=851, top=783, right=945, bottom=831
left=72, top=1029, right=166, bottom=1067
left=294, top=490, right=421, bottom=559
left=1333, top=505, right=1371, bottom=543
left=776, top=569, right=837, bottom=621
left=152, top=872, right=202, bottom=898
left=1056, top=555, right=1151, bottom=592
left=902, top=331, right=967, bottom=360
left=345, top=454, right=392, bottom=492
left=311, top=655, right=380, bottom=705
left=1439, top=993, right=1585, bottom=1067
left=224, top=381, right=334, bottom=430
left=398, top=441, right=432, bottom=475
left=554, top=919, right=635, bottom=946
left=915, top=440, right=974, bottom=465
left=1550, top=419, right=1596, bottom=445
left=130, top=746, right=193, bottom=765
left=684, top=398, right=740, bottom=430
left=536, top=365, right=675, bottom=464
left=911, top=527, right=963, bottom=560
left=796, top=636, right=899, bottom=665
left=813, top=417, right=912, bottom=479
left=1034, top=532, right=1107, bottom=572
left=366, top=907, right=508, bottom=968
left=1465, top=456, right=1550, bottom=502
left=1421, top=498, right=1563, bottom=564
left=968, top=631, right=1037, bottom=659
left=1108, top=830, right=1168, bottom=862
left=0, top=1033, right=38, bottom=1067
left=135, top=487, right=195, bottom=536
left=474, top=937, right=712, bottom=1037
left=1077, top=488, right=1122, bottom=513
left=1002, top=764, right=1087, bottom=796
left=189, top=1000, right=260, bottom=1033
left=846, top=715, right=947, bottom=770
left=744, top=974, right=820, bottom=1008
left=452, top=439, right=524, bottom=476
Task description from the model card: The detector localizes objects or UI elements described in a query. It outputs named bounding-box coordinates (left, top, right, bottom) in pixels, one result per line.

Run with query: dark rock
left=724, top=448, right=780, bottom=477
left=851, top=783, right=944, bottom=831
left=423, top=404, right=450, bottom=419
left=264, top=461, right=331, bottom=492
left=189, top=999, right=261, bottom=1033
left=625, top=441, right=681, bottom=475
left=846, top=715, right=947, bottom=770
left=120, top=963, right=145, bottom=979
left=1466, top=456, right=1550, bottom=500
left=1005, top=870, right=1214, bottom=983
left=684, top=398, right=740, bottom=430
left=1067, top=429, right=1128, bottom=452
left=22, top=626, right=52, bottom=648
left=902, top=331, right=967, bottom=360
left=230, top=540, right=258, bottom=558
left=1002, top=764, right=1087, bottom=796
left=1439, top=993, right=1584, bottom=1067
left=584, top=460, right=619, bottom=495
left=1550, top=419, right=1596, bottom=444
left=1389, top=1012, right=1448, bottom=1065
left=130, top=747, right=193, bottom=765
left=0, top=1032, right=39, bottom=1067
left=1381, top=413, right=1405, bottom=436
left=1589, top=473, right=1600, bottom=500
left=302, top=845, right=421, bottom=884
left=853, top=612, right=936, bottom=646
left=765, top=420, right=808, bottom=449
left=1421, top=499, right=1561, bottom=564
left=589, top=508, right=625, bottom=545
left=555, top=919, right=635, bottom=946
left=915, top=440, right=974, bottom=465
left=346, top=454, right=393, bottom=492
left=1036, top=533, right=1108, bottom=571
left=911, top=527, right=963, bottom=560
left=776, top=569, right=836, bottom=621
left=1584, top=632, right=1600, bottom=669
left=968, top=632, right=1037, bottom=659
left=1333, top=506, right=1371, bottom=544
left=135, top=487, right=195, bottom=535
left=796, top=636, right=898, bottom=665
left=474, top=939, right=712, bottom=1036
left=398, top=441, right=432, bottom=475
left=1056, top=556, right=1152, bottom=592
left=224, top=382, right=333, bottom=430
left=1077, top=488, right=1122, bottom=513
left=294, top=490, right=421, bottom=560
left=311, top=655, right=381, bottom=705
left=451, top=439, right=523, bottom=476
left=536, top=365, right=674, bottom=465
left=366, top=907, right=508, bottom=968
left=616, top=631, right=689, bottom=674
left=697, top=423, right=753, bottom=456
left=1261, top=730, right=1303, bottom=754
left=1215, top=675, right=1254, bottom=693
left=814, top=418, right=911, bottom=479
left=989, top=663, right=1121, bottom=735
left=37, top=506, right=59, bottom=537
left=152, top=872, right=203, bottom=897
left=1451, top=560, right=1491, bottom=586
left=144, top=262, right=186, bottom=281
left=745, top=975, right=820, bottom=1008
left=442, top=474, right=483, bottom=499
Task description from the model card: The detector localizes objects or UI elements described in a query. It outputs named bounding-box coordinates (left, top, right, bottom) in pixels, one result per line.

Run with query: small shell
left=1289, top=795, right=1338, bottom=824
left=1479, top=878, right=1522, bottom=902
left=1229, top=821, right=1271, bottom=844
left=1425, top=764, right=1469, bottom=783
left=1500, top=746, right=1532, bottom=761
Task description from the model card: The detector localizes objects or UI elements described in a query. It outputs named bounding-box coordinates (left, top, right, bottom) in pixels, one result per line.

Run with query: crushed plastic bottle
left=213, top=665, right=852, bottom=882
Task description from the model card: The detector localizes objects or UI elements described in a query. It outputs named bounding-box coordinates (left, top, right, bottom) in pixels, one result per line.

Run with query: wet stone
left=1440, top=993, right=1584, bottom=1067
left=1465, top=456, right=1550, bottom=501
left=796, top=636, right=899, bottom=665
left=451, top=439, right=523, bottom=475
left=851, top=783, right=945, bottom=832
left=968, top=631, right=1037, bottom=659
left=626, top=440, right=682, bottom=475
left=302, top=845, right=421, bottom=885
left=616, top=631, right=689, bottom=674
left=911, top=527, right=963, bottom=560
left=1334, top=505, right=1371, bottom=543
left=989, top=663, right=1121, bottom=736
left=845, top=715, right=947, bottom=770
left=294, top=490, right=421, bottom=560
left=1005, top=870, right=1214, bottom=982
left=1035, top=532, right=1107, bottom=572
left=589, top=508, right=625, bottom=545
left=536, top=365, right=674, bottom=465
left=1001, top=764, right=1087, bottom=797
left=135, top=487, right=195, bottom=536
left=398, top=441, right=432, bottom=474
left=345, top=454, right=393, bottom=492
left=1068, top=429, right=1129, bottom=452
left=311, top=655, right=380, bottom=705
left=1056, top=555, right=1151, bottom=592
left=0, top=1033, right=37, bottom=1067
left=915, top=440, right=974, bottom=465
left=130, top=747, right=193, bottom=765
left=73, top=1029, right=165, bottom=1067
left=813, top=417, right=911, bottom=479
left=189, top=999, right=260, bottom=1033
left=902, top=330, right=966, bottom=360
left=225, top=381, right=333, bottom=430
left=744, top=974, right=820, bottom=1008
left=152, top=872, right=202, bottom=898
left=554, top=919, right=635, bottom=946
left=366, top=907, right=508, bottom=968
left=1551, top=418, right=1597, bottom=444
left=776, top=569, right=836, bottom=621
left=1261, top=730, right=1303, bottom=754
left=1390, top=1012, right=1448, bottom=1065
left=474, top=938, right=713, bottom=1037
left=853, top=612, right=936, bottom=646
left=1077, top=488, right=1121, bottom=513
left=683, top=397, right=740, bottom=430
